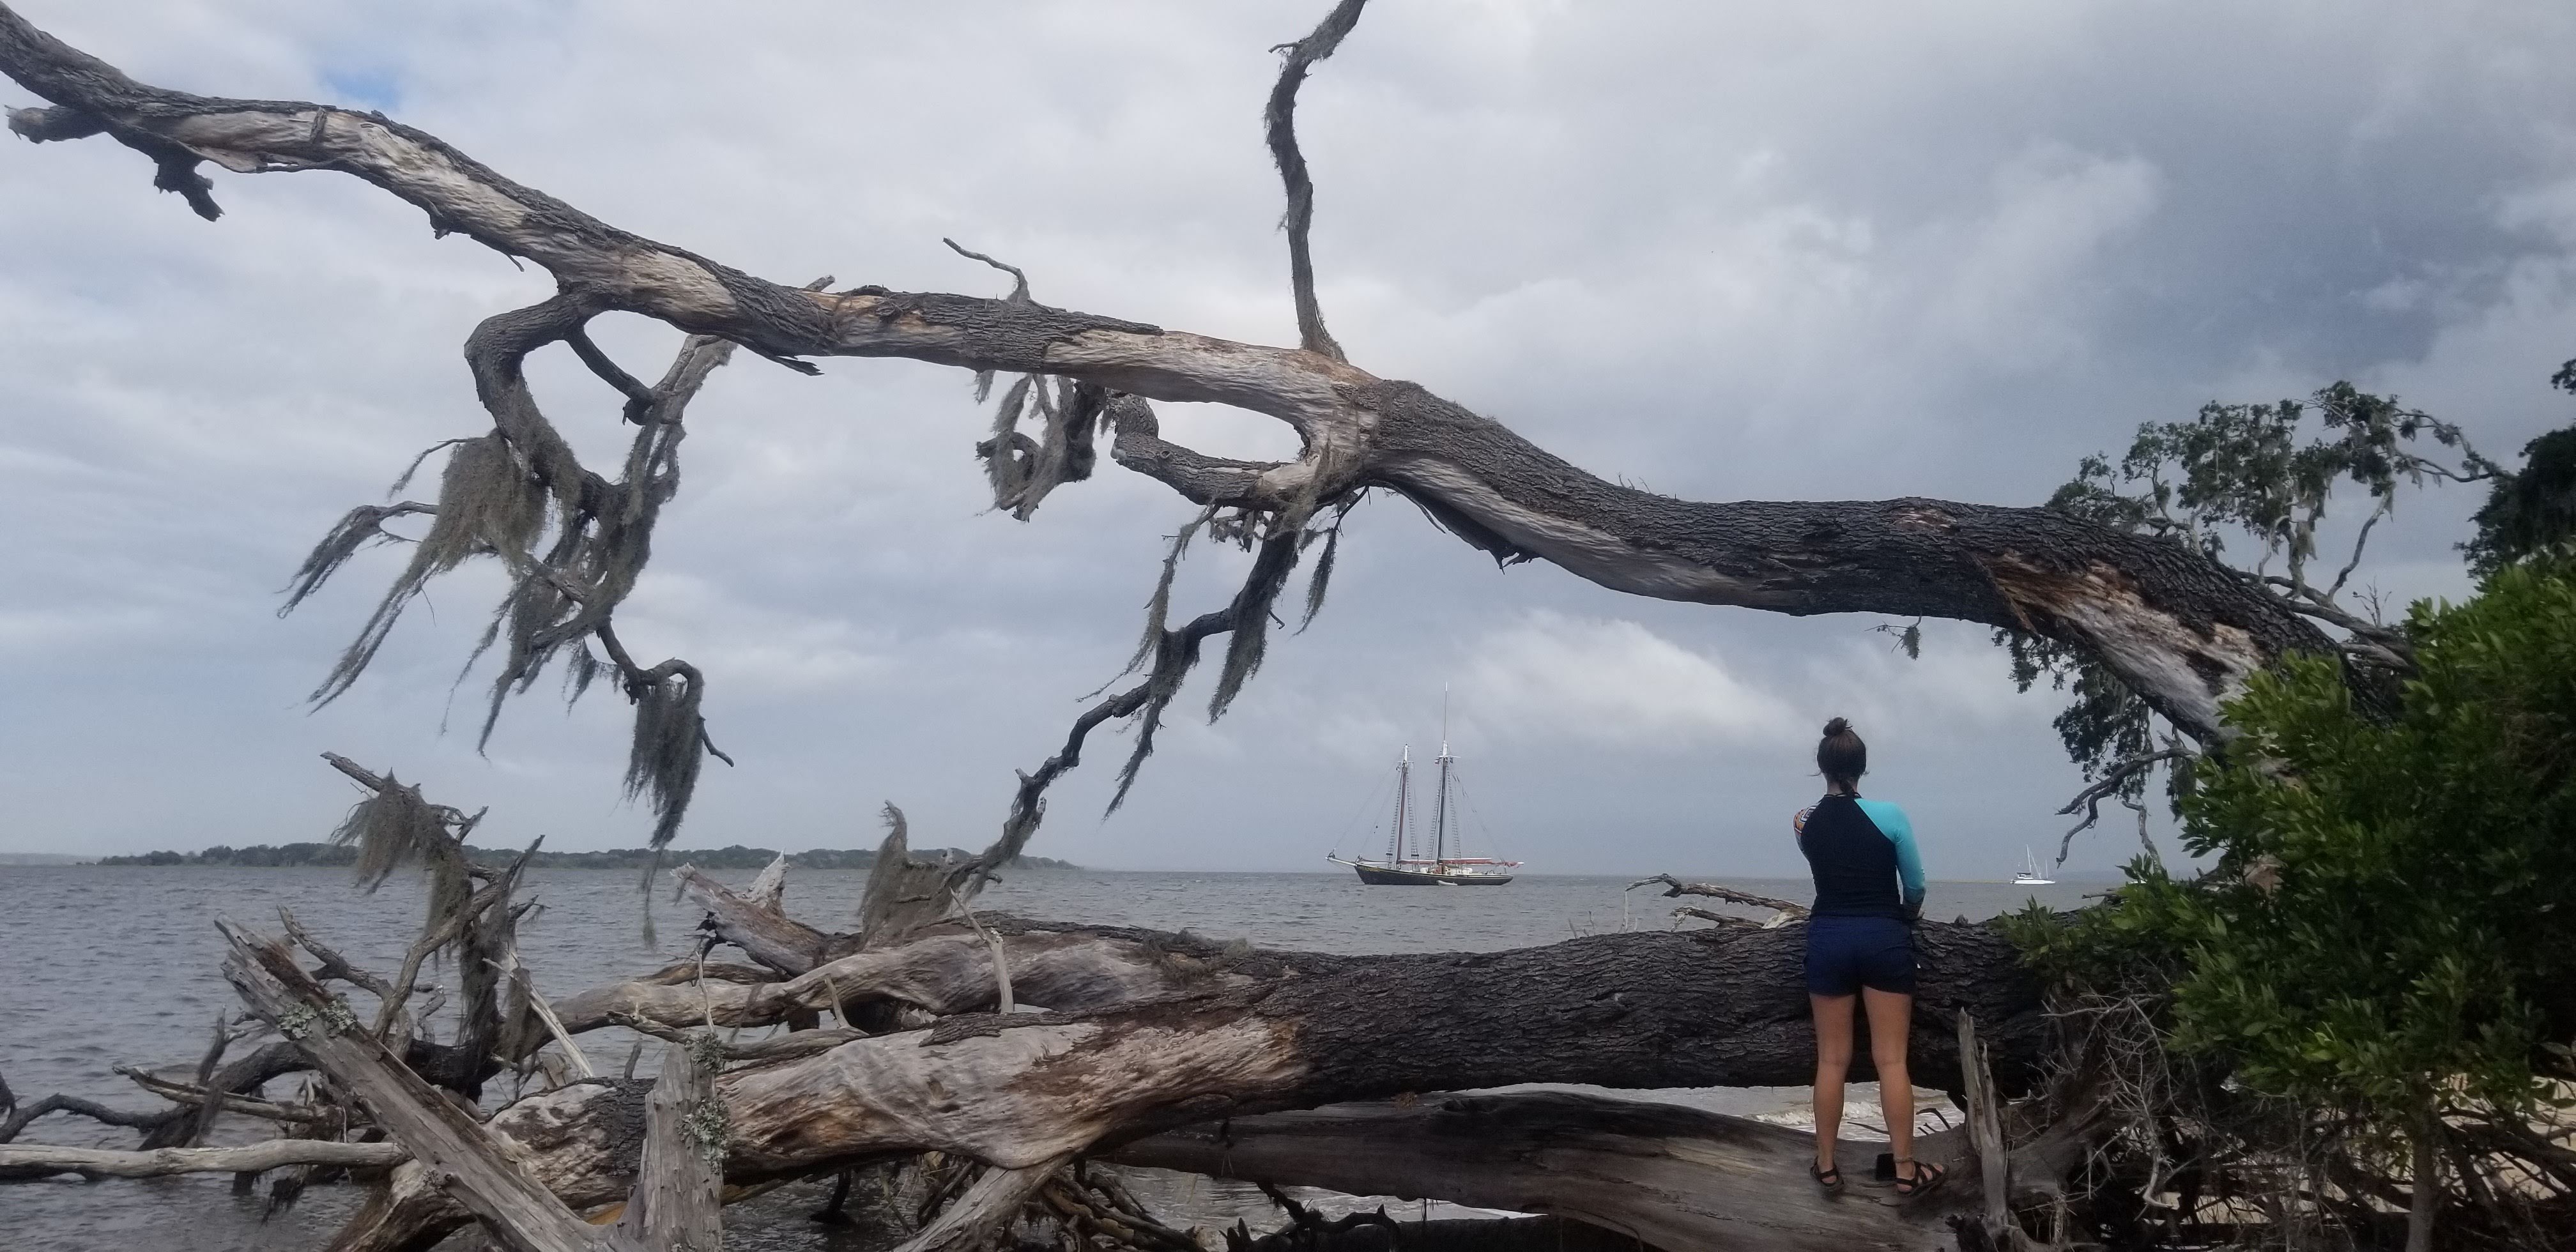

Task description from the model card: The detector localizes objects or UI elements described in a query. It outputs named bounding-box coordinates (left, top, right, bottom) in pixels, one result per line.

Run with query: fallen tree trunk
left=1118, top=1090, right=1970, bottom=1251
left=330, top=919, right=2044, bottom=1251
left=0, top=1138, right=410, bottom=1181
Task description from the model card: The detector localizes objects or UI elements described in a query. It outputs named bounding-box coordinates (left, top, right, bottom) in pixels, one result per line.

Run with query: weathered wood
left=1959, top=1009, right=2011, bottom=1235
left=885, top=1154, right=1072, bottom=1252
left=743, top=853, right=788, bottom=912
left=0, top=1138, right=410, bottom=1180
left=856, top=809, right=963, bottom=949
left=218, top=921, right=604, bottom=1252
left=672, top=865, right=840, bottom=977
left=548, top=919, right=1284, bottom=1036
left=115, top=1066, right=326, bottom=1124
left=498, top=957, right=595, bottom=1079
left=0, top=2, right=2342, bottom=742
left=947, top=895, right=1014, bottom=1014
left=1116, top=1090, right=1970, bottom=1251
left=608, top=1041, right=722, bottom=1252
left=325, top=1081, right=639, bottom=1252
left=1629, top=873, right=1811, bottom=919
left=608, top=1013, right=866, bottom=1064
left=1, top=1092, right=181, bottom=1144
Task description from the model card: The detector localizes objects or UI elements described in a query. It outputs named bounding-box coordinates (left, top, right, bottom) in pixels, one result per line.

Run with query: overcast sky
left=4, top=1, right=2573, bottom=876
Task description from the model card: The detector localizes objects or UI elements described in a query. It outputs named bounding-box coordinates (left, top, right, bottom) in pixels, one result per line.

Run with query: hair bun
left=1822, top=717, right=1852, bottom=737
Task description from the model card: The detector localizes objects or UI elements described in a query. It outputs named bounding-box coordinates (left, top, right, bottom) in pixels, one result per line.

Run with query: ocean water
left=0, top=866, right=2099, bottom=1250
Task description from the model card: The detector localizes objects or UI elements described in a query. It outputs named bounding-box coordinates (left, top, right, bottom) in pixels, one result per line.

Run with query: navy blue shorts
left=1804, top=914, right=1915, bottom=996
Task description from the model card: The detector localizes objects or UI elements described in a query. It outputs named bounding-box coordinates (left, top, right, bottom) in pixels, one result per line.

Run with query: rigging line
left=1448, top=767, right=1514, bottom=860
left=1326, top=765, right=1399, bottom=857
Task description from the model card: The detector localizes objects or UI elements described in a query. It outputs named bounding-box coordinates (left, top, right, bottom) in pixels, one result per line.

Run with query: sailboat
left=2011, top=846, right=2055, bottom=886
left=1327, top=738, right=1520, bottom=886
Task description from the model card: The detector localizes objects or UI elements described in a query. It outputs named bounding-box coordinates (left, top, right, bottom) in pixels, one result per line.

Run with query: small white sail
left=2011, top=845, right=2054, bottom=886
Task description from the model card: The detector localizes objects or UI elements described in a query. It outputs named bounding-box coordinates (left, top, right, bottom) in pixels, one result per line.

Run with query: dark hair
left=1817, top=717, right=1866, bottom=788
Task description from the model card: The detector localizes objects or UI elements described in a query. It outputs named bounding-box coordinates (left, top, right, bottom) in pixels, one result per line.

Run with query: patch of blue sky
left=322, top=66, right=402, bottom=112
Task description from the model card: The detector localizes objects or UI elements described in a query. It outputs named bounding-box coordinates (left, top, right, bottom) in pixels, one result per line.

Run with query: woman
left=1793, top=717, right=1943, bottom=1197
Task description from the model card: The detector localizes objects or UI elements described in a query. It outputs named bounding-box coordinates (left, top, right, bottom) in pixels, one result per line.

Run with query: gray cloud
left=3, top=1, right=2573, bottom=879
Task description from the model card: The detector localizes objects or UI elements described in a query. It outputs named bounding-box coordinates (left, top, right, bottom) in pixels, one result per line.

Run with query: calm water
left=0, top=866, right=2097, bottom=1250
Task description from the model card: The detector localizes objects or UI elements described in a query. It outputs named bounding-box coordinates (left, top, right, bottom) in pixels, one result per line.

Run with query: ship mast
left=1388, top=747, right=1412, bottom=863
left=1431, top=691, right=1453, bottom=867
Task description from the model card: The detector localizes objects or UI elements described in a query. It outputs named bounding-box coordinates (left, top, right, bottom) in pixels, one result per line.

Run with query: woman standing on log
left=1792, top=717, right=1945, bottom=1198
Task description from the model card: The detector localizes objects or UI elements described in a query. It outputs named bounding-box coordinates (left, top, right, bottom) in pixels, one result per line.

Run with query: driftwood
left=1629, top=873, right=1810, bottom=916
left=673, top=864, right=850, bottom=977
left=223, top=922, right=615, bottom=1252
left=222, top=922, right=735, bottom=1252
left=1132, top=1083, right=2108, bottom=1250
left=604, top=1040, right=724, bottom=1252
left=0, top=1138, right=409, bottom=1181
left=1627, top=874, right=1813, bottom=931
left=1119, top=1090, right=1969, bottom=1251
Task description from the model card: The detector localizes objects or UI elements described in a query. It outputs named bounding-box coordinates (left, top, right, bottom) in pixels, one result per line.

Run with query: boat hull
left=1347, top=862, right=1513, bottom=886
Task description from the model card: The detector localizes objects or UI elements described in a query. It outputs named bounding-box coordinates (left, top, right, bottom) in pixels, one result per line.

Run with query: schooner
left=1328, top=736, right=1519, bottom=886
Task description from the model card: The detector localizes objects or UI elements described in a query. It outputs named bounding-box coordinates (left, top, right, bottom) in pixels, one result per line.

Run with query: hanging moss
left=326, top=778, right=470, bottom=931
left=624, top=669, right=708, bottom=850
left=310, top=432, right=548, bottom=705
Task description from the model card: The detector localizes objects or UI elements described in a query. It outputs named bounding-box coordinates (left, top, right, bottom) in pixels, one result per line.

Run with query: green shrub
left=2011, top=561, right=2576, bottom=1120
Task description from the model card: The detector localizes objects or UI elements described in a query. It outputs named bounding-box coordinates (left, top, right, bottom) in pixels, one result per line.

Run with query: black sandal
left=1892, top=1158, right=1947, bottom=1198
left=1809, top=1161, right=1844, bottom=1193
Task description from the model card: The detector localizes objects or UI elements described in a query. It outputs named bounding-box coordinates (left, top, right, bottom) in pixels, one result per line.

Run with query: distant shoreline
left=61, top=843, right=1080, bottom=873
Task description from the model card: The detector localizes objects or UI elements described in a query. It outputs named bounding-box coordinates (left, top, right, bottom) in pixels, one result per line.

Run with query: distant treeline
left=93, top=843, right=1077, bottom=871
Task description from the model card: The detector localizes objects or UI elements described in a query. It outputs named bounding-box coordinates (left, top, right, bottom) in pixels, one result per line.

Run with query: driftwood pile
left=0, top=760, right=2094, bottom=1251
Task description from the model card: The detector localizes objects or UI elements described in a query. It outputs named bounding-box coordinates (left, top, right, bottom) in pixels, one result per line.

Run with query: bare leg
left=1810, top=992, right=1855, bottom=1174
left=1862, top=986, right=1917, bottom=1180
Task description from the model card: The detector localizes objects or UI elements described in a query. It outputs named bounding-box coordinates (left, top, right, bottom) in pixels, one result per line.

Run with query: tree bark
left=0, top=2, right=2338, bottom=741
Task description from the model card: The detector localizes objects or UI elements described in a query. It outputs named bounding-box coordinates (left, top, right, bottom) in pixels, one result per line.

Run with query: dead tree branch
left=2053, top=747, right=2192, bottom=864
left=1266, top=0, right=1367, bottom=362
left=0, top=0, right=2343, bottom=765
left=0, top=1093, right=178, bottom=1145
left=1627, top=873, right=1811, bottom=919
left=0, top=1138, right=410, bottom=1181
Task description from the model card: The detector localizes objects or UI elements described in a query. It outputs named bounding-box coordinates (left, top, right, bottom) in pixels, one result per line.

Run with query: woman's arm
left=1855, top=799, right=1927, bottom=918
